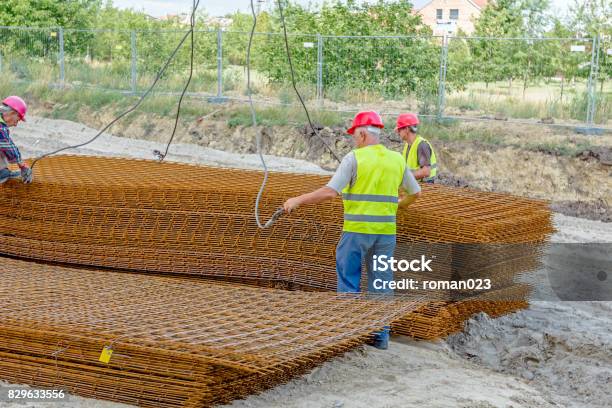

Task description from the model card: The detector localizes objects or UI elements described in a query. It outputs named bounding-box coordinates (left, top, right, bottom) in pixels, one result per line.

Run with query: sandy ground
left=1, top=117, right=611, bottom=408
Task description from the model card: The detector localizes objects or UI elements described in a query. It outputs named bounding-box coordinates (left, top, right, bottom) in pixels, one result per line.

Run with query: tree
left=0, top=0, right=101, bottom=28
left=568, top=0, right=611, bottom=99
left=471, top=0, right=552, bottom=95
left=251, top=0, right=441, bottom=101
left=544, top=19, right=588, bottom=101
left=569, top=0, right=611, bottom=37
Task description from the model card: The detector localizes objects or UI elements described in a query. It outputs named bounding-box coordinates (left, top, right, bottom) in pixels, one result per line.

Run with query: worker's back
left=342, top=144, right=406, bottom=235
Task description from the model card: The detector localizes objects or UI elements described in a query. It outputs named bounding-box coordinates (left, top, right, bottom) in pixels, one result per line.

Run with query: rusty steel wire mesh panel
left=0, top=155, right=553, bottom=339
left=0, top=257, right=422, bottom=407
left=391, top=285, right=532, bottom=339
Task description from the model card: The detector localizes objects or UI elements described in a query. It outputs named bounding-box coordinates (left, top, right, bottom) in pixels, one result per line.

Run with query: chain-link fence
left=444, top=36, right=598, bottom=124
left=0, top=25, right=609, bottom=128
left=0, top=27, right=59, bottom=84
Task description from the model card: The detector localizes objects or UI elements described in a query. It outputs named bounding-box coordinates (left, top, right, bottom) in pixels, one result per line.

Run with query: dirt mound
left=447, top=306, right=612, bottom=408
left=551, top=199, right=611, bottom=222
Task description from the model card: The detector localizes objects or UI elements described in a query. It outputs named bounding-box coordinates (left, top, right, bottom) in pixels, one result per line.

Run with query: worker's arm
left=284, top=152, right=355, bottom=214
left=284, top=186, right=338, bottom=213
left=399, top=190, right=420, bottom=209
left=412, top=142, right=432, bottom=180
left=0, top=125, right=24, bottom=166
left=412, top=165, right=431, bottom=180
left=398, top=167, right=421, bottom=209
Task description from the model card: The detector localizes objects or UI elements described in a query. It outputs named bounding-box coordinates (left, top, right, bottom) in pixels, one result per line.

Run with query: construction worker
left=396, top=113, right=437, bottom=183
left=0, top=96, right=32, bottom=184
left=283, top=111, right=421, bottom=350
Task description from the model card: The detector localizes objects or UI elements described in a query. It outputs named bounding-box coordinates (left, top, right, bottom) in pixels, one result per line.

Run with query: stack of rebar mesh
left=0, top=258, right=419, bottom=407
left=0, top=155, right=553, bottom=404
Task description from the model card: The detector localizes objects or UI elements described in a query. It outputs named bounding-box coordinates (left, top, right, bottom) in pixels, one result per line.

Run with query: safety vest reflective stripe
left=342, top=193, right=398, bottom=203
left=344, top=214, right=397, bottom=223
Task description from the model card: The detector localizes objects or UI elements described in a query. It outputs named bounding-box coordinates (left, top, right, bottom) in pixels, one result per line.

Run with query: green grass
left=446, top=81, right=611, bottom=124
left=226, top=105, right=345, bottom=128
left=445, top=92, right=586, bottom=121
left=420, top=119, right=504, bottom=145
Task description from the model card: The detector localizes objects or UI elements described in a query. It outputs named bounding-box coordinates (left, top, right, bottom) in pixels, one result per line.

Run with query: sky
left=111, top=0, right=575, bottom=18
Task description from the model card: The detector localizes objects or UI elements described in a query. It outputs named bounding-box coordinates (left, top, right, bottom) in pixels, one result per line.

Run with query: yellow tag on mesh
left=99, top=346, right=113, bottom=364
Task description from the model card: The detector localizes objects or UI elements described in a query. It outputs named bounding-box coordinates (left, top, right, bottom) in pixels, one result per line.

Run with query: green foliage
left=0, top=0, right=100, bottom=28
left=249, top=0, right=442, bottom=99
left=225, top=105, right=345, bottom=128
left=0, top=0, right=608, bottom=125
left=569, top=0, right=611, bottom=37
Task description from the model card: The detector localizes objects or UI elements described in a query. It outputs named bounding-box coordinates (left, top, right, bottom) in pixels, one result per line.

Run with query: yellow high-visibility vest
left=342, top=144, right=405, bottom=235
left=402, top=135, right=437, bottom=182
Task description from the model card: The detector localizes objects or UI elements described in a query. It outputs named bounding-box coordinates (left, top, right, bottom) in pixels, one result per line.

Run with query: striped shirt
left=0, top=117, right=22, bottom=168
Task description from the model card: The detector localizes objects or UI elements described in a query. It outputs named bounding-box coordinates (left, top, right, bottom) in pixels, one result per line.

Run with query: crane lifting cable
left=30, top=0, right=201, bottom=169
left=28, top=0, right=337, bottom=231
left=250, top=0, right=342, bottom=229
left=155, top=0, right=199, bottom=162
left=248, top=0, right=281, bottom=229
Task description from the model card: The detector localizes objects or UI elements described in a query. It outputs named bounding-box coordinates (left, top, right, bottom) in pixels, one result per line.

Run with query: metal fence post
left=217, top=28, right=223, bottom=98
left=58, top=27, right=65, bottom=88
left=437, top=35, right=449, bottom=121
left=586, top=34, right=600, bottom=126
left=0, top=52, right=3, bottom=73
left=317, top=33, right=323, bottom=105
left=207, top=28, right=227, bottom=103
left=130, top=30, right=137, bottom=94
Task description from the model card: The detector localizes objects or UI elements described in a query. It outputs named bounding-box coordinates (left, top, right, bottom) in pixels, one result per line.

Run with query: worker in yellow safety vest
left=283, top=111, right=421, bottom=350
left=395, top=113, right=437, bottom=183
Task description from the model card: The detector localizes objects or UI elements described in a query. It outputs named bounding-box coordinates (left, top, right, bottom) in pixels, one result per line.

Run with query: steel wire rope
left=250, top=0, right=342, bottom=229
left=247, top=0, right=277, bottom=229
left=155, top=0, right=199, bottom=162
left=275, top=0, right=341, bottom=164
left=29, top=1, right=201, bottom=169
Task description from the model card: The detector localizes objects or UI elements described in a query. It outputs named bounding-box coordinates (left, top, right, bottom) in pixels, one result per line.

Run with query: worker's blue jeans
left=336, top=231, right=395, bottom=348
left=336, top=231, right=395, bottom=293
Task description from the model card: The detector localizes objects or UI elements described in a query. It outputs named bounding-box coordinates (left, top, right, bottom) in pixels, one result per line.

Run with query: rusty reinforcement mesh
left=0, top=155, right=552, bottom=344
left=0, top=257, right=422, bottom=407
left=0, top=156, right=553, bottom=405
left=0, top=155, right=553, bottom=294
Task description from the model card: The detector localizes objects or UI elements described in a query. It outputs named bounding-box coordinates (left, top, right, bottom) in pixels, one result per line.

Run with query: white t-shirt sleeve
left=326, top=152, right=356, bottom=193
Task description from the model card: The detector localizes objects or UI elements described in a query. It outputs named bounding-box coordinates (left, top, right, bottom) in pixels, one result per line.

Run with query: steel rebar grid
left=0, top=257, right=422, bottom=407
left=0, top=155, right=553, bottom=341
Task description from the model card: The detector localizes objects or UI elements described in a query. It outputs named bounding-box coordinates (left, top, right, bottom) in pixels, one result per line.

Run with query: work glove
left=20, top=166, right=33, bottom=184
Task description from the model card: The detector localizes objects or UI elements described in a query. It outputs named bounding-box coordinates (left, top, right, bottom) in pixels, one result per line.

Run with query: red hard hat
left=2, top=96, right=27, bottom=121
left=347, top=111, right=384, bottom=135
left=395, top=113, right=419, bottom=131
